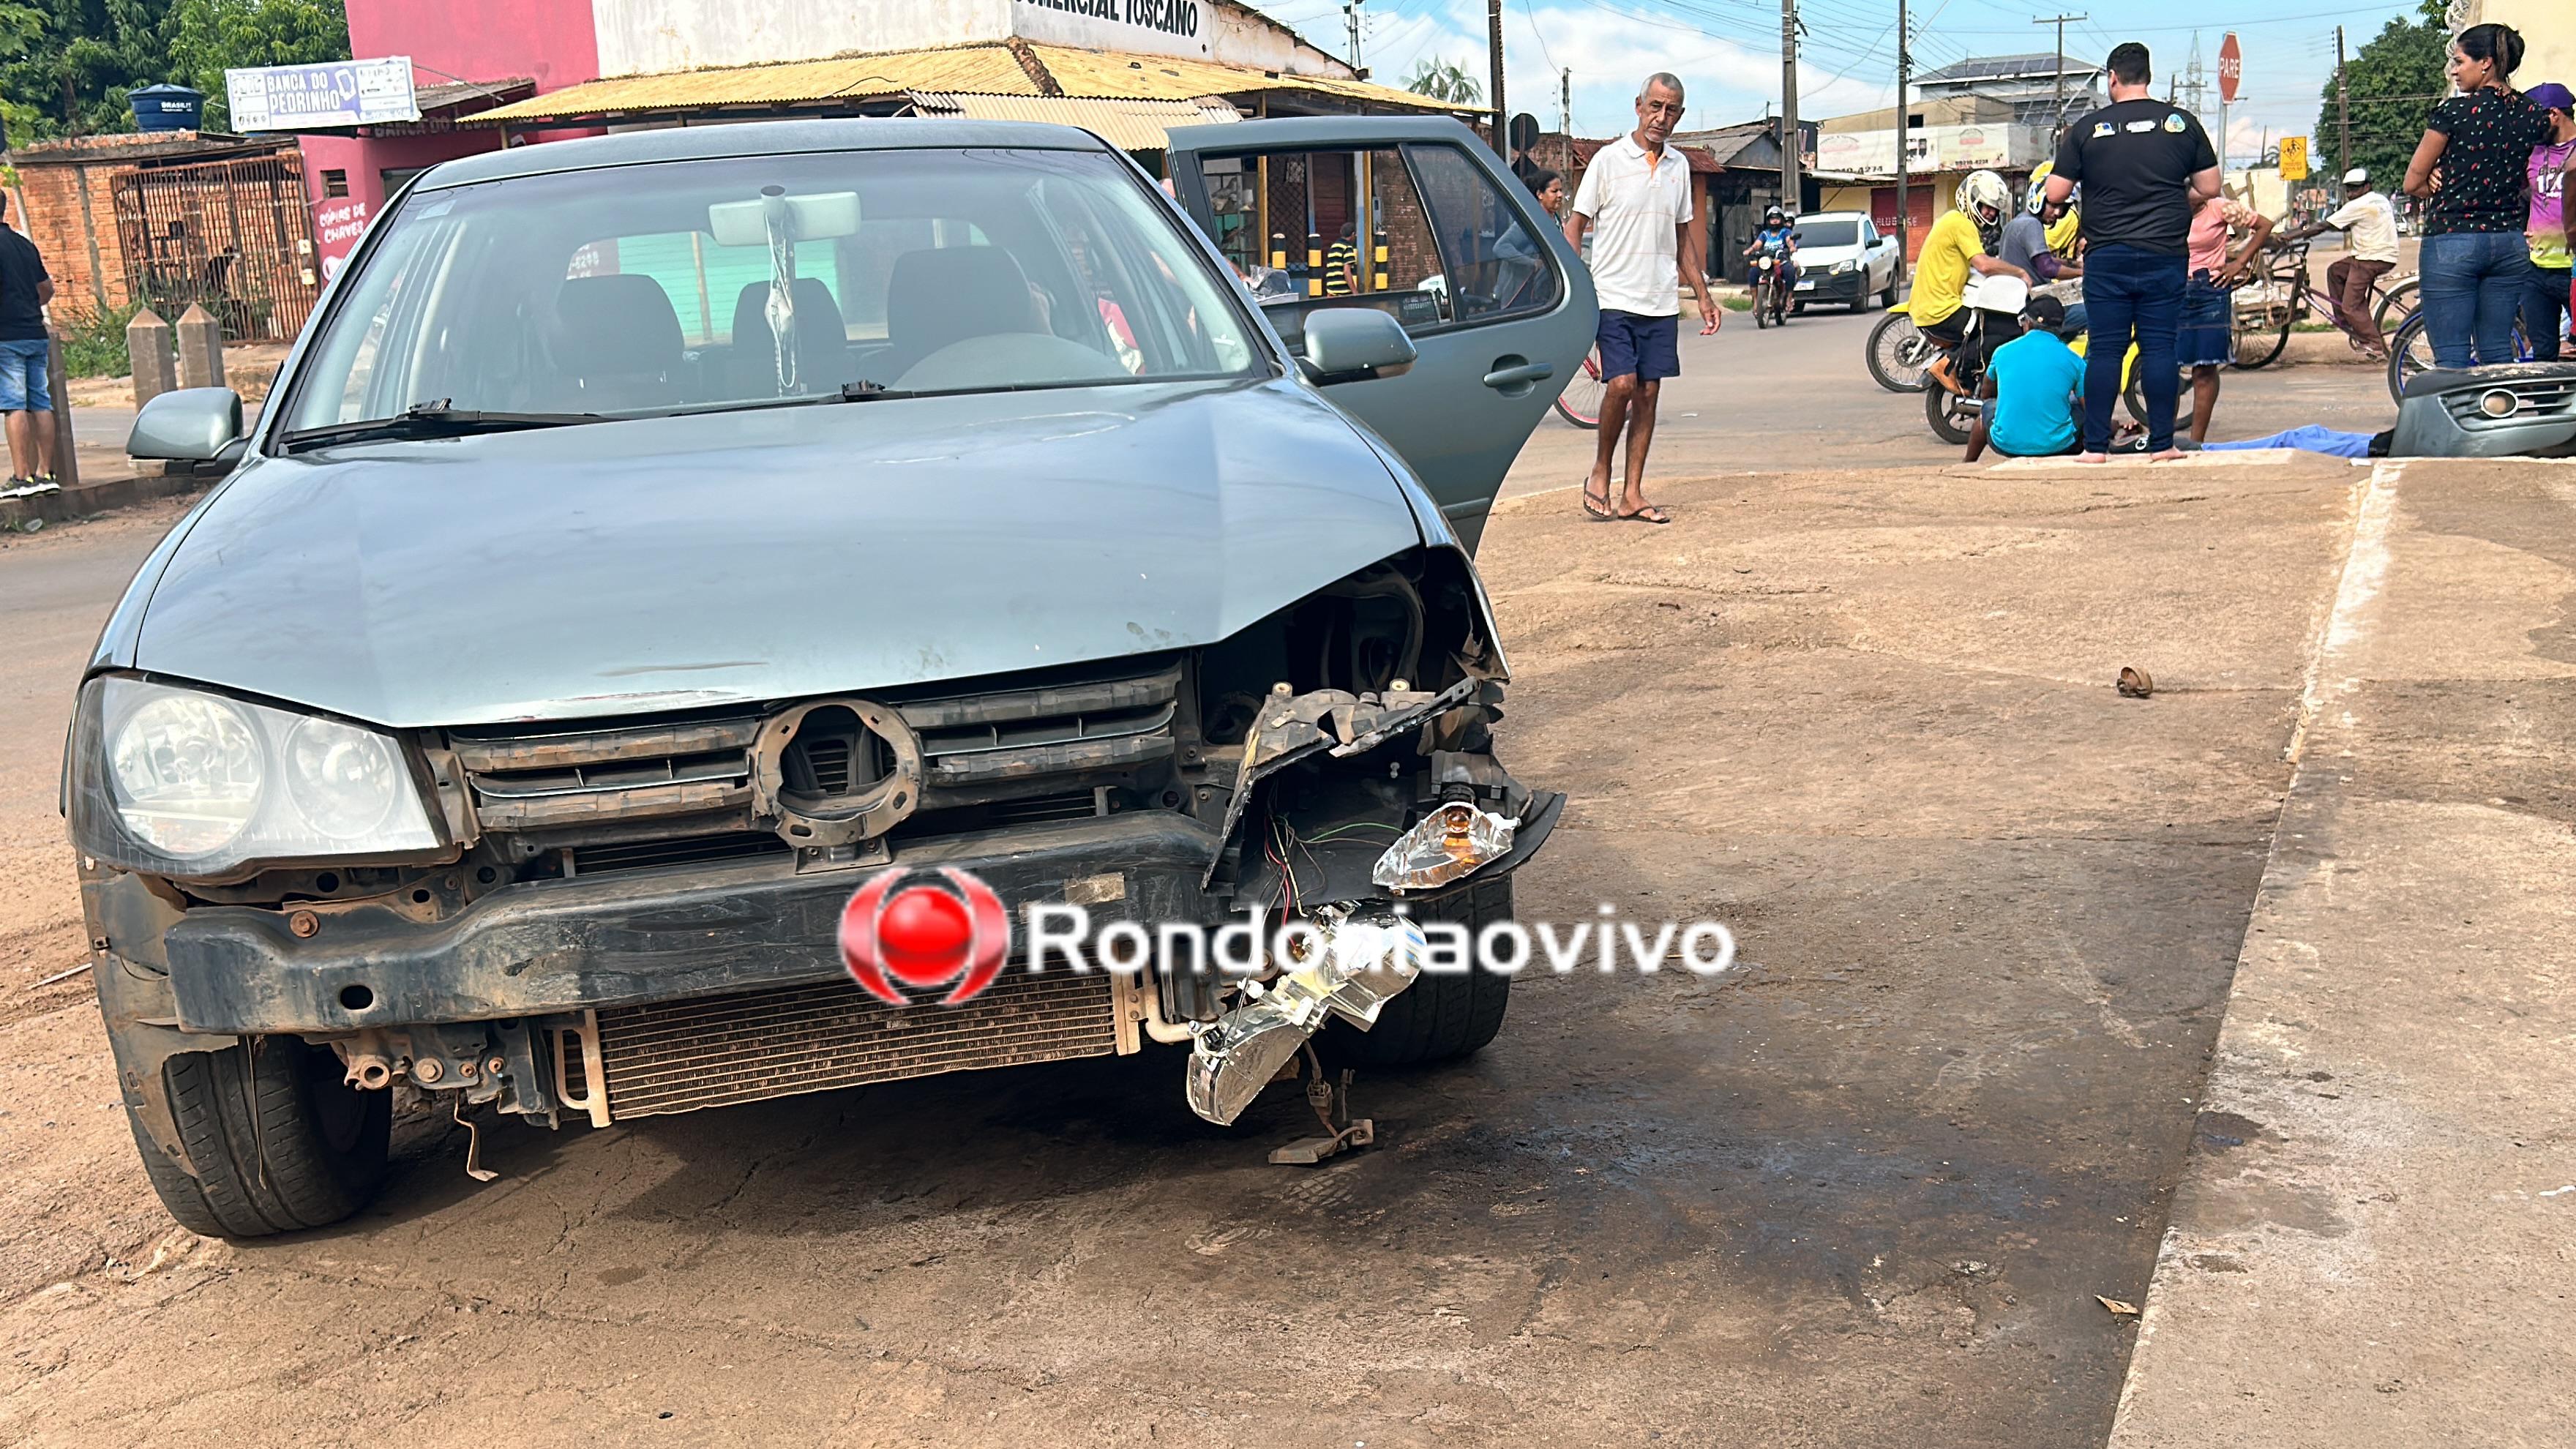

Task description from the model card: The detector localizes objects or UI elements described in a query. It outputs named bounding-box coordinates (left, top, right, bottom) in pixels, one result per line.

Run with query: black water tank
left=129, top=84, right=203, bottom=132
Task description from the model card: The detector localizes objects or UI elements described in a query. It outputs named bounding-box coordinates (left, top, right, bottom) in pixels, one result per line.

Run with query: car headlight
left=1832, top=259, right=1857, bottom=274
left=70, top=676, right=442, bottom=877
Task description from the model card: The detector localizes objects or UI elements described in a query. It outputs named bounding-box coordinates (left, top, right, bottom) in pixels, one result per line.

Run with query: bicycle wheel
left=2385, top=312, right=2432, bottom=402
left=2236, top=273, right=2297, bottom=368
left=1552, top=345, right=1605, bottom=429
left=1867, top=311, right=1933, bottom=392
left=2373, top=277, right=2416, bottom=337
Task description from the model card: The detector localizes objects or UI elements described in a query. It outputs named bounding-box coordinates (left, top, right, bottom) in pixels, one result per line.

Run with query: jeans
left=0, top=338, right=48, bottom=413
left=2080, top=244, right=2186, bottom=452
left=2419, top=231, right=2534, bottom=368
left=2523, top=263, right=2572, bottom=363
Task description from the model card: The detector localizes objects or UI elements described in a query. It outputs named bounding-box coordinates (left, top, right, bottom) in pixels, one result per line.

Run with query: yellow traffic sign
left=2278, top=135, right=2309, bottom=181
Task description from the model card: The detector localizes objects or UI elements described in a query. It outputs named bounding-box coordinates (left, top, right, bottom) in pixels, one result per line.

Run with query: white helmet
left=1956, top=169, right=2011, bottom=225
left=2343, top=166, right=2369, bottom=186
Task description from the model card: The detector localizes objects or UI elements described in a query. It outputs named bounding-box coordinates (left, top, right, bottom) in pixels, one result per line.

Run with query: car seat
left=547, top=274, right=686, bottom=412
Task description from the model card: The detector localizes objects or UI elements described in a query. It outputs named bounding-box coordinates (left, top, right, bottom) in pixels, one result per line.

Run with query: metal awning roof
left=461, top=42, right=1458, bottom=130
left=908, top=92, right=1240, bottom=149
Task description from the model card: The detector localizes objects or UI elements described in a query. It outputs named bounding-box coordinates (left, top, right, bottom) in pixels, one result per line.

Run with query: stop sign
left=2218, top=32, right=2242, bottom=104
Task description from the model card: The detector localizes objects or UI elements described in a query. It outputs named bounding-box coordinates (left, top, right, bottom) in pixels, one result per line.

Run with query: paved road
left=0, top=439, right=2395, bottom=1444
left=1499, top=304, right=2397, bottom=503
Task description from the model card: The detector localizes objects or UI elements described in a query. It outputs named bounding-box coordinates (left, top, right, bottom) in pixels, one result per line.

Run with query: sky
left=1248, top=0, right=2429, bottom=168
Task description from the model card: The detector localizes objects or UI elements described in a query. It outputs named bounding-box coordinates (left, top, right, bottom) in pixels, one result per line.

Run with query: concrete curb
left=0, top=468, right=209, bottom=533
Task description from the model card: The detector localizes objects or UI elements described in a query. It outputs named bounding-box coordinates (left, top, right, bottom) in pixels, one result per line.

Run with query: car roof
left=1792, top=210, right=1867, bottom=221
left=419, top=117, right=1116, bottom=191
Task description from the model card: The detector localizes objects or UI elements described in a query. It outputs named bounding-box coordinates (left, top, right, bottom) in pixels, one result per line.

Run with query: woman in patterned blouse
left=2403, top=23, right=2551, bottom=368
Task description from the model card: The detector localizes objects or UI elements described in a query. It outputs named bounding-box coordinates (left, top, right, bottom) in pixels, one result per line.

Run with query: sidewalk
left=2108, top=458, right=2576, bottom=1446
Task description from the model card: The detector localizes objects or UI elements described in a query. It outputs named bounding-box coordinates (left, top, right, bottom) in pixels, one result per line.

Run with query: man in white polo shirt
left=1564, top=71, right=1718, bottom=525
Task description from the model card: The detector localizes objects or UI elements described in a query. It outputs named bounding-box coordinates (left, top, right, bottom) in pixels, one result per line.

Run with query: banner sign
left=227, top=57, right=419, bottom=132
left=1013, top=0, right=1212, bottom=61
left=312, top=198, right=372, bottom=283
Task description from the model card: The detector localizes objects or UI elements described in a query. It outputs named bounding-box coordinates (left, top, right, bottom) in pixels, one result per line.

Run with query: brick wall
left=10, top=133, right=307, bottom=325
left=15, top=149, right=139, bottom=318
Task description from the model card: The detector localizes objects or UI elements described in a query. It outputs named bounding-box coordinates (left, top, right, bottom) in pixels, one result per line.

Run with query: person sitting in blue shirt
left=1966, top=296, right=2096, bottom=460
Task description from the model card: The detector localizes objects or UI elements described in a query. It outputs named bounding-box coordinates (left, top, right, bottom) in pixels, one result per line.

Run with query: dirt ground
left=0, top=455, right=2372, bottom=1445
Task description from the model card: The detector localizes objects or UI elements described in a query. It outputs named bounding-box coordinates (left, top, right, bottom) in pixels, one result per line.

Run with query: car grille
left=452, top=659, right=1183, bottom=852
left=2443, top=376, right=2576, bottom=430
left=566, top=969, right=1121, bottom=1120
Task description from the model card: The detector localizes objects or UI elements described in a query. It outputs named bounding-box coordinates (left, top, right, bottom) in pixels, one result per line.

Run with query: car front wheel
left=124, top=1035, right=390, bottom=1239
left=1325, top=875, right=1514, bottom=1068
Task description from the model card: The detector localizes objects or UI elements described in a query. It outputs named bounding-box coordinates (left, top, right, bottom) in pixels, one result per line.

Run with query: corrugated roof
left=1570, top=137, right=1726, bottom=174
left=912, top=92, right=1240, bottom=149
left=464, top=48, right=1045, bottom=125
left=463, top=42, right=1460, bottom=128
left=1023, top=45, right=1457, bottom=112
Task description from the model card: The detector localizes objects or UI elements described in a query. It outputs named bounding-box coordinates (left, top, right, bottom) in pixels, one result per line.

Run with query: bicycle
left=1554, top=343, right=1605, bottom=427
left=2382, top=310, right=2540, bottom=402
left=2230, top=239, right=2416, bottom=370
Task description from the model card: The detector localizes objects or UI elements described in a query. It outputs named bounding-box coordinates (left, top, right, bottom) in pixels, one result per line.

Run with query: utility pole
left=2335, top=25, right=2351, bottom=179
left=1344, top=0, right=1362, bottom=73
left=1893, top=0, right=1909, bottom=275
left=1780, top=0, right=1801, bottom=214
left=1487, top=0, right=1507, bottom=159
left=2032, top=13, right=2086, bottom=140
left=1560, top=67, right=1573, bottom=174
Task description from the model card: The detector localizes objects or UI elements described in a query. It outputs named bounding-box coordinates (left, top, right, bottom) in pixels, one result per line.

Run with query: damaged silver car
left=71, top=116, right=1591, bottom=1236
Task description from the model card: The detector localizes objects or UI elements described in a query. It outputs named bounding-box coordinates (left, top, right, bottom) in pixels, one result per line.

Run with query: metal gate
left=110, top=154, right=321, bottom=342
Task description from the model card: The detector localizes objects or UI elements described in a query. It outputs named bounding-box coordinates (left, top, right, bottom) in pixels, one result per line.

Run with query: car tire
left=1881, top=270, right=1901, bottom=308
left=1324, top=875, right=1513, bottom=1068
left=125, top=1036, right=390, bottom=1239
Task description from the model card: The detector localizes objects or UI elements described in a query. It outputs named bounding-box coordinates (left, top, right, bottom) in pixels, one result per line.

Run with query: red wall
left=292, top=0, right=607, bottom=284
left=350, top=0, right=601, bottom=94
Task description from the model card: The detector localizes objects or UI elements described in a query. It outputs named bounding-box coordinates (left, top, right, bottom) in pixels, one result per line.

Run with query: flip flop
left=1617, top=505, right=1672, bottom=525
left=1581, top=482, right=1615, bottom=522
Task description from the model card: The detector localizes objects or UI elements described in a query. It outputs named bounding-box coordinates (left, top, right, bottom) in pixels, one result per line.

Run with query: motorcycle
left=1921, top=273, right=2030, bottom=444
left=1747, top=236, right=1795, bottom=329
left=1868, top=303, right=1939, bottom=392
left=1917, top=275, right=2161, bottom=446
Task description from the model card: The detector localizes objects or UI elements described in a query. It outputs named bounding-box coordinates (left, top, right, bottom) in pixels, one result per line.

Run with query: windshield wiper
left=276, top=400, right=604, bottom=454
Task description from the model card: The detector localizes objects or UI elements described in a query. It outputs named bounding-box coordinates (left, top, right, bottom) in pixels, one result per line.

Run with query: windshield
left=280, top=146, right=1263, bottom=435
left=1795, top=220, right=1859, bottom=248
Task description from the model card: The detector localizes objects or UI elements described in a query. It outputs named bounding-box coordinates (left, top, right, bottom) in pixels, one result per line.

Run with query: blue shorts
left=1596, top=309, right=1680, bottom=382
left=0, top=339, right=50, bottom=413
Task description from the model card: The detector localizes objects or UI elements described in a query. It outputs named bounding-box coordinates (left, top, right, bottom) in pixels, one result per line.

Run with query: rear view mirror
left=708, top=190, right=861, bottom=246
left=127, top=386, right=243, bottom=461
left=1299, top=307, right=1417, bottom=386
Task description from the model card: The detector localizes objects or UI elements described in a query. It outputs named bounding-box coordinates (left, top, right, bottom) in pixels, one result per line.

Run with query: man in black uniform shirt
left=2042, top=41, right=2222, bottom=461
left=0, top=195, right=56, bottom=488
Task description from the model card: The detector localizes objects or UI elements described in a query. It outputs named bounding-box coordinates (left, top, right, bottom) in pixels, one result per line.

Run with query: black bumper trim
left=165, top=813, right=1227, bottom=1034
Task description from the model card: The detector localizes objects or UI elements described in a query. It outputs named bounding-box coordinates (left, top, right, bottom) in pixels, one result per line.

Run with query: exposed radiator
left=574, top=970, right=1125, bottom=1122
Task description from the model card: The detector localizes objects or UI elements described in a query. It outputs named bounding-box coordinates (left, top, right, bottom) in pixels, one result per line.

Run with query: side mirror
left=127, top=386, right=243, bottom=462
left=1790, top=230, right=1803, bottom=241
left=1298, top=307, right=1417, bottom=386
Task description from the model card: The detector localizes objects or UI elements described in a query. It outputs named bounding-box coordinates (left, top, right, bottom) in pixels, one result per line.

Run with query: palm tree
left=1405, top=57, right=1482, bottom=106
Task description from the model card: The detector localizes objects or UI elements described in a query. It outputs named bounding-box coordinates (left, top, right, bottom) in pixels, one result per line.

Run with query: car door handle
left=1483, top=360, right=1554, bottom=389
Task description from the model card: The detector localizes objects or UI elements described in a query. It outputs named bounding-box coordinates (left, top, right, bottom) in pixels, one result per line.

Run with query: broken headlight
left=70, top=676, right=441, bottom=877
left=1371, top=800, right=1516, bottom=894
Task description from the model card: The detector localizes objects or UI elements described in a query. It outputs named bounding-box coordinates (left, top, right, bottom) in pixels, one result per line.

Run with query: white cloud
left=1323, top=0, right=1893, bottom=139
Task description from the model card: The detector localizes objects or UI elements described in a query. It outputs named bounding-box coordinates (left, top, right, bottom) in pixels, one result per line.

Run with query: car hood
left=126, top=379, right=1425, bottom=727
